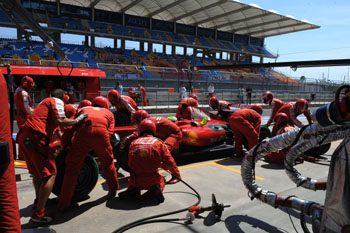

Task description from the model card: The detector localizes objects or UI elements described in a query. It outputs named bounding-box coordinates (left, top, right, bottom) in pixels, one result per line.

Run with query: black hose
left=112, top=171, right=201, bottom=233
left=300, top=213, right=310, bottom=233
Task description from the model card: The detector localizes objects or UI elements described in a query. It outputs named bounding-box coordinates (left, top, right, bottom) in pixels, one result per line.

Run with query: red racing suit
left=272, top=102, right=312, bottom=136
left=264, top=125, right=296, bottom=163
left=17, top=97, right=66, bottom=177
left=128, top=136, right=181, bottom=191
left=266, top=98, right=285, bottom=126
left=121, top=116, right=182, bottom=152
left=229, top=109, right=261, bottom=157
left=14, top=86, right=34, bottom=129
left=58, top=106, right=118, bottom=210
left=114, top=95, right=138, bottom=120
left=139, top=86, right=148, bottom=106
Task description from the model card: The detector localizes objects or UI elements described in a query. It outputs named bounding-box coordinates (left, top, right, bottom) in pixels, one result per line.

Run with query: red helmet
left=189, top=94, right=198, bottom=100
left=250, top=105, right=263, bottom=115
left=78, top=99, right=92, bottom=109
left=64, top=104, right=77, bottom=119
left=92, top=96, right=110, bottom=109
left=262, top=91, right=273, bottom=104
left=138, top=119, right=156, bottom=136
left=107, top=89, right=120, bottom=103
left=209, top=97, right=219, bottom=110
left=295, top=99, right=308, bottom=113
left=62, top=94, right=70, bottom=104
left=274, top=112, right=289, bottom=126
left=21, top=76, right=35, bottom=91
left=132, top=110, right=149, bottom=124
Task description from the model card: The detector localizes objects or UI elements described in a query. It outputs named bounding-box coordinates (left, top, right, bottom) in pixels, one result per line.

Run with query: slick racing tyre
left=304, top=143, right=331, bottom=158
left=53, top=150, right=99, bottom=200
left=113, top=110, right=130, bottom=126
left=116, top=148, right=130, bottom=172
left=259, top=125, right=271, bottom=142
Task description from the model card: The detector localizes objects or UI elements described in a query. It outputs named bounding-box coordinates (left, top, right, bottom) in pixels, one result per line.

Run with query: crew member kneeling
left=119, top=119, right=181, bottom=203
left=58, top=96, right=119, bottom=212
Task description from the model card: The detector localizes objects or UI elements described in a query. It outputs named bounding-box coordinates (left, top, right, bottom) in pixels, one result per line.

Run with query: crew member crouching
left=119, top=119, right=181, bottom=203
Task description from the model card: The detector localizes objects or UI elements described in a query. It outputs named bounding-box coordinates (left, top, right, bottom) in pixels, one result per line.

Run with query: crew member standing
left=229, top=105, right=262, bottom=157
left=118, top=119, right=181, bottom=202
left=58, top=96, right=119, bottom=212
left=108, top=89, right=138, bottom=124
left=14, top=76, right=35, bottom=160
left=262, top=91, right=285, bottom=127
left=138, top=83, right=148, bottom=106
left=273, top=99, right=312, bottom=136
left=14, top=76, right=35, bottom=129
left=17, top=89, right=86, bottom=224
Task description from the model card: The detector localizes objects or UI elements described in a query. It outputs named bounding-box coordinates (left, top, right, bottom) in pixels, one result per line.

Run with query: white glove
left=76, top=113, right=88, bottom=123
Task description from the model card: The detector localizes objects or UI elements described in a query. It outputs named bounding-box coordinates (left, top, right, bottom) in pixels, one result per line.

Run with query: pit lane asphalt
left=16, top=108, right=334, bottom=233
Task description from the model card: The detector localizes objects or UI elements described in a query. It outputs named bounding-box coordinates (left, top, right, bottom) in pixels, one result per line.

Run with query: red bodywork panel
left=113, top=119, right=228, bottom=147
left=176, top=119, right=227, bottom=147
left=114, top=125, right=137, bottom=139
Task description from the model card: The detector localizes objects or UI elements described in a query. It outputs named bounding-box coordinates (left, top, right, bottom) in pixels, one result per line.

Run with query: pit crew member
left=58, top=96, right=118, bottom=212
left=229, top=105, right=262, bottom=157
left=262, top=91, right=285, bottom=127
left=118, top=119, right=181, bottom=202
left=17, top=89, right=87, bottom=224
left=272, top=99, right=312, bottom=136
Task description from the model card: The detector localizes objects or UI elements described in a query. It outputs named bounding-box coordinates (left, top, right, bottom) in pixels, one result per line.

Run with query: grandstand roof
left=61, top=0, right=320, bottom=38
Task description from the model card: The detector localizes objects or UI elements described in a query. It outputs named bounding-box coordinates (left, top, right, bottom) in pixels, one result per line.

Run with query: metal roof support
left=172, top=0, right=228, bottom=22
left=89, top=0, right=102, bottom=8
left=120, top=0, right=144, bottom=12
left=233, top=17, right=291, bottom=33
left=148, top=0, right=188, bottom=17
left=216, top=11, right=272, bottom=30
left=194, top=5, right=251, bottom=26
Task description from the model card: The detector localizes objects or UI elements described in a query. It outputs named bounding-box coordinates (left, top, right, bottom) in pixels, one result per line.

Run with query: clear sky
left=245, top=0, right=350, bottom=82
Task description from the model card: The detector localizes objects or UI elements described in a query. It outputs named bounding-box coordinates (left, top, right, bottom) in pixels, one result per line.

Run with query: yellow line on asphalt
left=212, top=162, right=265, bottom=181
left=97, top=159, right=265, bottom=184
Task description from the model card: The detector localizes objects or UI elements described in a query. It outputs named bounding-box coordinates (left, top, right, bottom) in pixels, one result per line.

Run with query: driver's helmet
left=167, top=116, right=177, bottom=123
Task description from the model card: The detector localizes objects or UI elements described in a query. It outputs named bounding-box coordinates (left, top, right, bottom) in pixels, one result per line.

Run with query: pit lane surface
left=17, top=110, right=333, bottom=233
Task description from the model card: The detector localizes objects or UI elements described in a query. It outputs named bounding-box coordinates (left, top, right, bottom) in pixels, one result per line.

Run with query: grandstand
left=1, top=0, right=342, bottom=103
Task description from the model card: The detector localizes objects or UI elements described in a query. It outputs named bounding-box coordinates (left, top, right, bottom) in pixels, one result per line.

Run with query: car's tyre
left=304, top=143, right=331, bottom=158
left=53, top=150, right=99, bottom=200
left=116, top=148, right=130, bottom=172
left=259, top=125, right=271, bottom=142
left=113, top=110, right=130, bottom=126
